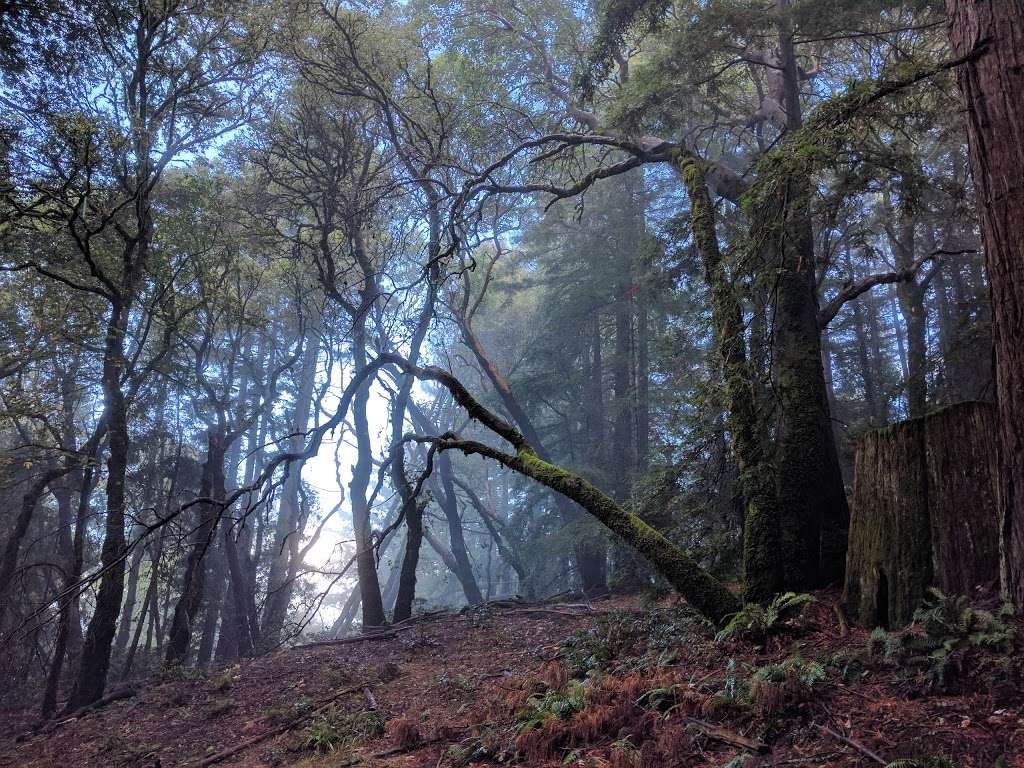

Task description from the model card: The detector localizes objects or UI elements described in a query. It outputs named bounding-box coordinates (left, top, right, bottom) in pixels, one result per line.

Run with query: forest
left=0, top=0, right=1022, bottom=766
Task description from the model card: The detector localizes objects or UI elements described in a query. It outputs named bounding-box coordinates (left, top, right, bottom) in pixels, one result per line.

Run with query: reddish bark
left=946, top=0, right=1024, bottom=606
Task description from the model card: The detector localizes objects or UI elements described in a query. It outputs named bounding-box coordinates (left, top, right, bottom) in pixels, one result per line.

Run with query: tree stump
left=843, top=401, right=1000, bottom=627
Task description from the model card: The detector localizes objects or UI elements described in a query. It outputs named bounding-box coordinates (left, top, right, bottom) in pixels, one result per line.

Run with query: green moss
left=513, top=446, right=740, bottom=624
left=677, top=154, right=782, bottom=604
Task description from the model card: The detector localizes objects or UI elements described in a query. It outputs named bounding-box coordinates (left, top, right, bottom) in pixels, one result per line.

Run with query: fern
left=715, top=592, right=815, bottom=645
left=884, top=757, right=957, bottom=768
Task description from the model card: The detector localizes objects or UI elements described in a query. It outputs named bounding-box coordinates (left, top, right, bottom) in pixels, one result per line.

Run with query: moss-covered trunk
left=678, top=156, right=781, bottom=604
left=767, top=9, right=850, bottom=590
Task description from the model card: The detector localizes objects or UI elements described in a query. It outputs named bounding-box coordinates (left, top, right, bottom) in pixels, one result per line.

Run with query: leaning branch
left=816, top=249, right=976, bottom=329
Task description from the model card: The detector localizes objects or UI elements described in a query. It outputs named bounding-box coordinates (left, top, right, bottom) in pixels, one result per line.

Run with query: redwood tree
left=945, top=0, right=1024, bottom=607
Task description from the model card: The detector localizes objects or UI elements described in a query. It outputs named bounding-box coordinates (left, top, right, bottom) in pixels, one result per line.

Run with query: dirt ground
left=0, top=593, right=1021, bottom=768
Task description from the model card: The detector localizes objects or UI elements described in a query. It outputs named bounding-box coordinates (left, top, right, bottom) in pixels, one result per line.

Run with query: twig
left=833, top=604, right=849, bottom=637
left=24, top=687, right=137, bottom=739
left=680, top=715, right=771, bottom=754
left=196, top=681, right=369, bottom=766
left=297, top=625, right=414, bottom=648
left=815, top=723, right=887, bottom=765
left=370, top=731, right=456, bottom=758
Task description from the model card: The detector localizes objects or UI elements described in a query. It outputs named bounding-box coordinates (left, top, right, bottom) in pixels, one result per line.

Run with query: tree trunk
left=410, top=402, right=483, bottom=606
left=262, top=326, right=320, bottom=647
left=769, top=3, right=850, bottom=589
left=679, top=157, right=782, bottom=603
left=457, top=298, right=606, bottom=594
left=67, top=301, right=133, bottom=710
left=844, top=402, right=1000, bottom=627
left=41, top=439, right=102, bottom=719
left=945, top=0, right=1024, bottom=608
left=845, top=248, right=883, bottom=426
left=350, top=319, right=387, bottom=626
left=165, top=429, right=225, bottom=664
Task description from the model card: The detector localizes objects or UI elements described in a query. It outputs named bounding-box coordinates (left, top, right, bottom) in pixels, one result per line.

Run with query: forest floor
left=1, top=591, right=1022, bottom=768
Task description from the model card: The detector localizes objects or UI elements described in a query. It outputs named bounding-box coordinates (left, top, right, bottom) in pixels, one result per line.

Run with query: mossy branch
left=742, top=46, right=988, bottom=218
left=405, top=433, right=740, bottom=625
left=371, top=351, right=739, bottom=624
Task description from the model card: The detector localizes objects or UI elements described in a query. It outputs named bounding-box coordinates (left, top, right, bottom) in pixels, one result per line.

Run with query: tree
left=945, top=0, right=1024, bottom=607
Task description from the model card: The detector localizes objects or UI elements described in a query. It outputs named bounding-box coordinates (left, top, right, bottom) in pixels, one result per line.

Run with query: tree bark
left=844, top=402, right=1000, bottom=627
left=767, top=1, right=849, bottom=589
left=262, top=326, right=321, bottom=647
left=945, top=0, right=1024, bottom=608
left=165, top=429, right=226, bottom=664
left=678, top=156, right=782, bottom=603
left=67, top=299, right=134, bottom=710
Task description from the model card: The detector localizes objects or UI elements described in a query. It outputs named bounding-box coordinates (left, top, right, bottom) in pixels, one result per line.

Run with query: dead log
left=844, top=401, right=1000, bottom=627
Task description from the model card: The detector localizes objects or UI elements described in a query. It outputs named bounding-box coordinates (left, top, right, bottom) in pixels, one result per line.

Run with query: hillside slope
left=1, top=593, right=1021, bottom=767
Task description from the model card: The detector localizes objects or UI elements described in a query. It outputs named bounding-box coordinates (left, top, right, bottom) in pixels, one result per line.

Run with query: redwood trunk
left=945, top=0, right=1024, bottom=608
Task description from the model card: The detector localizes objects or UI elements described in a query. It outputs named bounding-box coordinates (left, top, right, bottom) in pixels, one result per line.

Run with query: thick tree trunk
left=844, top=402, right=1000, bottom=627
left=945, top=0, right=1024, bottom=608
left=769, top=5, right=849, bottom=589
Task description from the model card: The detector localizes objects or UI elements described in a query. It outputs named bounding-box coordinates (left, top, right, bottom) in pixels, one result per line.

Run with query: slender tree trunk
left=845, top=248, right=883, bottom=425
left=195, top=544, right=226, bottom=666
left=165, top=429, right=225, bottom=664
left=41, top=439, right=102, bottom=719
left=393, top=208, right=442, bottom=622
left=457, top=300, right=606, bottom=593
left=262, top=327, right=320, bottom=647
left=67, top=300, right=134, bottom=710
left=410, top=402, right=483, bottom=605
left=349, top=319, right=387, bottom=626
left=945, top=0, right=1024, bottom=607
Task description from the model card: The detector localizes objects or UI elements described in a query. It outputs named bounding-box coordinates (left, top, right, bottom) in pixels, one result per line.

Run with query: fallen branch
left=370, top=731, right=456, bottom=758
left=297, top=625, right=415, bottom=648
left=680, top=715, right=771, bottom=754
left=815, top=723, right=887, bottom=765
left=197, top=681, right=369, bottom=766
left=24, top=687, right=137, bottom=739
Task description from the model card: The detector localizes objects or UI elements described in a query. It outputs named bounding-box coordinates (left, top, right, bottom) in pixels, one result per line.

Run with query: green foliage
left=719, top=754, right=754, bottom=768
left=868, top=626, right=903, bottom=660
left=515, top=680, right=587, bottom=733
left=868, top=590, right=1017, bottom=692
left=442, top=727, right=502, bottom=768
left=301, top=706, right=384, bottom=752
left=707, top=655, right=825, bottom=716
left=884, top=758, right=957, bottom=768
left=748, top=657, right=826, bottom=715
left=715, top=592, right=815, bottom=645
left=561, top=607, right=708, bottom=677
